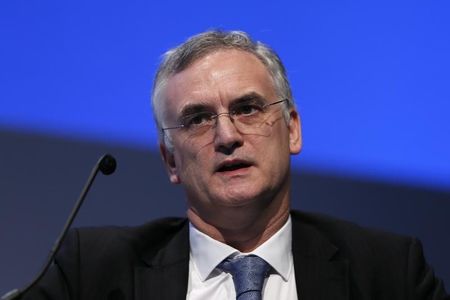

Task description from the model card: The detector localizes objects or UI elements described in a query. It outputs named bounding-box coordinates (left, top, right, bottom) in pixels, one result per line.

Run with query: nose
left=213, top=113, right=243, bottom=154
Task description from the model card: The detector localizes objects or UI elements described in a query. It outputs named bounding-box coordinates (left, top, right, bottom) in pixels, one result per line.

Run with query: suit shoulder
left=58, top=217, right=188, bottom=263
left=291, top=210, right=414, bottom=256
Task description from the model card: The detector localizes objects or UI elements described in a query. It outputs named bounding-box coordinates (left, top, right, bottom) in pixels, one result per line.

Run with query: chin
left=215, top=186, right=267, bottom=208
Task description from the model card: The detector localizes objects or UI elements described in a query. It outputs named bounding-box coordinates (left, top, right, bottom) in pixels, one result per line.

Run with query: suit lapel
left=135, top=262, right=188, bottom=300
left=132, top=212, right=350, bottom=300
left=134, top=220, right=190, bottom=300
left=294, top=254, right=349, bottom=300
left=291, top=211, right=350, bottom=300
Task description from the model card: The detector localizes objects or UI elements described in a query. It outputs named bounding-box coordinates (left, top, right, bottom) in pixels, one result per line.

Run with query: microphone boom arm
left=1, top=154, right=116, bottom=300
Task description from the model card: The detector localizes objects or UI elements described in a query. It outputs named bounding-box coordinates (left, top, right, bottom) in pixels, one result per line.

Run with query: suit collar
left=134, top=219, right=190, bottom=300
left=132, top=212, right=350, bottom=300
left=291, top=211, right=350, bottom=300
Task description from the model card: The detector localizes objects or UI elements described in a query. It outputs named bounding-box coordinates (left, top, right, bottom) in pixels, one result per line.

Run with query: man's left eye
left=234, top=104, right=262, bottom=116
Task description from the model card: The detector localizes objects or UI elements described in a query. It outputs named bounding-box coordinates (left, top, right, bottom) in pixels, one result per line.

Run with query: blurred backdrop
left=1, top=0, right=449, bottom=294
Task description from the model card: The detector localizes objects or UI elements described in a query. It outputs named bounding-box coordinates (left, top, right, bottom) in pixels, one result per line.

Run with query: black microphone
left=1, top=154, right=117, bottom=300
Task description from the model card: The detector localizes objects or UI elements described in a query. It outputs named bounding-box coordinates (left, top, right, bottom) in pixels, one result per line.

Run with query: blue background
left=1, top=0, right=449, bottom=190
left=1, top=0, right=449, bottom=295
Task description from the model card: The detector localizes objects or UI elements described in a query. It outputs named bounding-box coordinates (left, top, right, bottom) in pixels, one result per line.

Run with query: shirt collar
left=189, top=215, right=292, bottom=282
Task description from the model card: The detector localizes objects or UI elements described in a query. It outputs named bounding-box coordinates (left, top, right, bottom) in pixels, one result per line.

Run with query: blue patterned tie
left=220, top=255, right=271, bottom=300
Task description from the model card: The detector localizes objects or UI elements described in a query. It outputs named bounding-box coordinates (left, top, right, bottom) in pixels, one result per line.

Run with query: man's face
left=160, top=49, right=301, bottom=225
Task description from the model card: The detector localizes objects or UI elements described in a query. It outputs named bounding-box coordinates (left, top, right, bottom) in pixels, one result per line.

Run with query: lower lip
left=217, top=166, right=252, bottom=177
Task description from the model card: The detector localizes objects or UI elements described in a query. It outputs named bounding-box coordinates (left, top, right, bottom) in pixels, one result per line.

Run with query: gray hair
left=152, top=30, right=295, bottom=146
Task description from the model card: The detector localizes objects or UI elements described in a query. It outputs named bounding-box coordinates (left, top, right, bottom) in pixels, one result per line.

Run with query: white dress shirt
left=187, top=216, right=298, bottom=300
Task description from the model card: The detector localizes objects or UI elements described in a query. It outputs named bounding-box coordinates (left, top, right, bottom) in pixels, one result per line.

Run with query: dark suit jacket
left=24, top=210, right=448, bottom=300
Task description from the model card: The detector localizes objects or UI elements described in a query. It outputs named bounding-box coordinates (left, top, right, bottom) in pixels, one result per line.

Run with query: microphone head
left=99, top=154, right=117, bottom=175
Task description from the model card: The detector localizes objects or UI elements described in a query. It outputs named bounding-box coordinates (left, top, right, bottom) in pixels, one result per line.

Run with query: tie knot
left=220, top=255, right=271, bottom=300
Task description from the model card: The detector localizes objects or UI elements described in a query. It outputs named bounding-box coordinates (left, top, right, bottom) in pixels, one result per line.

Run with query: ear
left=159, top=143, right=181, bottom=184
left=288, top=109, right=302, bottom=154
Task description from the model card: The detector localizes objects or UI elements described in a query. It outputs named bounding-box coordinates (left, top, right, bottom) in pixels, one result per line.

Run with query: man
left=23, top=30, right=448, bottom=299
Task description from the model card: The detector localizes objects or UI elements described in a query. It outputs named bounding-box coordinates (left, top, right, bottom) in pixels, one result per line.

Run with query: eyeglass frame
left=161, top=98, right=289, bottom=135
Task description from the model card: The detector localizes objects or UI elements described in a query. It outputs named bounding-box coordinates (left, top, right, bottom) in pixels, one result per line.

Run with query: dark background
left=1, top=128, right=449, bottom=294
left=1, top=0, right=449, bottom=295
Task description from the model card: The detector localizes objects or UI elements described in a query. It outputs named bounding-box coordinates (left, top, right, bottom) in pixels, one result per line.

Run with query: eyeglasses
left=162, top=98, right=288, bottom=141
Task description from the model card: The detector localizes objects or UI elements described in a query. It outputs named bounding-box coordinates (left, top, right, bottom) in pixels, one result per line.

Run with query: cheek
left=258, top=122, right=291, bottom=149
left=258, top=130, right=291, bottom=169
left=174, top=141, right=212, bottom=178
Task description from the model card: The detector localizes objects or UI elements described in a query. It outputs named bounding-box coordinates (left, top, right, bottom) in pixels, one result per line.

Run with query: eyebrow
left=230, top=92, right=266, bottom=106
left=179, top=101, right=214, bottom=118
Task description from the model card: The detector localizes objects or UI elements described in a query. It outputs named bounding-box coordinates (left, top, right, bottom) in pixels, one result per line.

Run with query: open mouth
left=217, top=161, right=251, bottom=172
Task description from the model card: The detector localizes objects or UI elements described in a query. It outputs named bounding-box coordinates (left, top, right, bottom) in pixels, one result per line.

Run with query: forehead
left=162, top=49, right=277, bottom=118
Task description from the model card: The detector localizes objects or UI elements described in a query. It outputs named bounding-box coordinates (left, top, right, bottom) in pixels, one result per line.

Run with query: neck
left=187, top=193, right=290, bottom=252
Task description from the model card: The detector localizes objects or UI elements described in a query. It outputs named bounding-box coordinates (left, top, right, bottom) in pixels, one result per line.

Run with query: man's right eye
left=183, top=112, right=213, bottom=128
